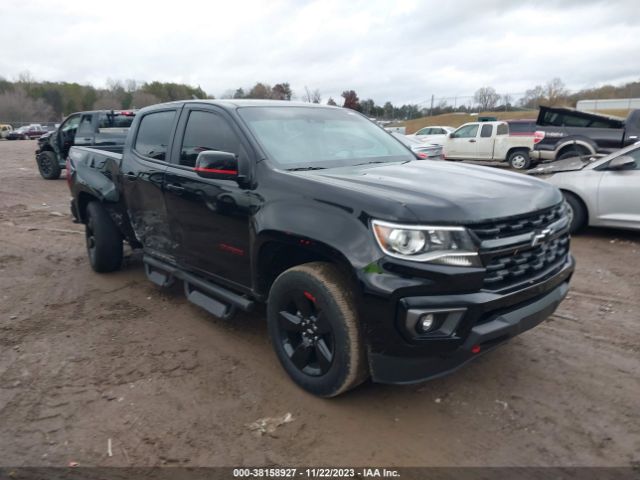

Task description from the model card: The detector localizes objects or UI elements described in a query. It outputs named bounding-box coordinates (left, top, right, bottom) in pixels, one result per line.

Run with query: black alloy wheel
left=277, top=290, right=335, bottom=376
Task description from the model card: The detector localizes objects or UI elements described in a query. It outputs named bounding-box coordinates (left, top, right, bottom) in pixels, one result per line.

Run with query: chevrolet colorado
left=67, top=100, right=574, bottom=397
left=36, top=109, right=135, bottom=179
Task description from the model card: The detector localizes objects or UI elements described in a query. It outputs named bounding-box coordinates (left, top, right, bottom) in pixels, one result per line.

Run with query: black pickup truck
left=67, top=100, right=575, bottom=397
left=36, top=109, right=135, bottom=179
left=532, top=106, right=640, bottom=162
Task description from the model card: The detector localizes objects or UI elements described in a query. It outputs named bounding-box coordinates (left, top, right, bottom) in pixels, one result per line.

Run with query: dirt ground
left=0, top=140, right=639, bottom=468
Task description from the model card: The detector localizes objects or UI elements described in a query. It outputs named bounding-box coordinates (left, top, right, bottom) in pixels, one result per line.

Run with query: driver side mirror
left=448, top=133, right=455, bottom=138
left=608, top=155, right=636, bottom=171
left=195, top=150, right=239, bottom=180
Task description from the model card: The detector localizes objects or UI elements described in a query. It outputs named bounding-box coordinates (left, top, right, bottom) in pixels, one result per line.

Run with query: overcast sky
left=1, top=0, right=639, bottom=105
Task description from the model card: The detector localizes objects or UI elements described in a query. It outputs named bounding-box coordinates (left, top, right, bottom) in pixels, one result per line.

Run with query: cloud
left=1, top=0, right=638, bottom=104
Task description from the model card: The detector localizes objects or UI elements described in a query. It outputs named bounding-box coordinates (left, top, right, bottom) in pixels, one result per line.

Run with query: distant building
left=577, top=98, right=640, bottom=111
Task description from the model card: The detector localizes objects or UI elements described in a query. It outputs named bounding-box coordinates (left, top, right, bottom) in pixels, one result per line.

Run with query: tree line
left=1, top=72, right=638, bottom=123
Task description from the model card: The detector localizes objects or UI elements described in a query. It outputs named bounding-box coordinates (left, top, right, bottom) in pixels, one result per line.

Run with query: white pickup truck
left=443, top=121, right=540, bottom=169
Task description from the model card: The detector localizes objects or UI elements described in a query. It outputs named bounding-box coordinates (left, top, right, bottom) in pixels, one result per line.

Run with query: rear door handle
left=469, top=139, right=476, bottom=143
left=123, top=172, right=137, bottom=180
left=165, top=183, right=186, bottom=194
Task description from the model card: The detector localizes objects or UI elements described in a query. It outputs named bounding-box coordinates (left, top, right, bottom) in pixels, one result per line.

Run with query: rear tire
left=563, top=192, right=587, bottom=233
left=267, top=262, right=368, bottom=397
left=37, top=151, right=61, bottom=180
left=508, top=149, right=531, bottom=170
left=85, top=201, right=123, bottom=273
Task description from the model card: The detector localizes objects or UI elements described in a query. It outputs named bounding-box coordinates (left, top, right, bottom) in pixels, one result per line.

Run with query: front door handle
left=468, top=139, right=476, bottom=143
left=165, top=183, right=186, bottom=194
left=123, top=172, right=137, bottom=180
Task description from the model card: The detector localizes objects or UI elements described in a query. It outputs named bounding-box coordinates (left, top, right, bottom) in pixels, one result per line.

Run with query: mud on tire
left=267, top=262, right=368, bottom=397
left=85, top=201, right=123, bottom=273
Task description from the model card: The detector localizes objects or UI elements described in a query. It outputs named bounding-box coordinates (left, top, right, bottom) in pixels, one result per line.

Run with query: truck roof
left=144, top=99, right=338, bottom=111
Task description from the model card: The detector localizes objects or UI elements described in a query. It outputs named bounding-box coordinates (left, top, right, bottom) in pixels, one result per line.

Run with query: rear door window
left=134, top=110, right=176, bottom=161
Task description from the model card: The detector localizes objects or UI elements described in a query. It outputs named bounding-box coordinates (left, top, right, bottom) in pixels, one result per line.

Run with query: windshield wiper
left=353, top=160, right=387, bottom=166
left=286, top=166, right=327, bottom=171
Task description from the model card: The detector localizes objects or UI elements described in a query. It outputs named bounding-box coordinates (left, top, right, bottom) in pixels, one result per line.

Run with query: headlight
left=372, top=220, right=480, bottom=267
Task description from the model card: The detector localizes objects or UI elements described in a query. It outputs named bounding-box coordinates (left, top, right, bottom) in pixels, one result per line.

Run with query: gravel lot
left=1, top=139, right=639, bottom=467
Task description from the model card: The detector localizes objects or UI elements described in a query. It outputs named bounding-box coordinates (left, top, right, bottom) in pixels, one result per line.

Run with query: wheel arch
left=506, top=146, right=530, bottom=159
left=560, top=188, right=589, bottom=224
left=255, top=234, right=358, bottom=300
left=555, top=139, right=596, bottom=158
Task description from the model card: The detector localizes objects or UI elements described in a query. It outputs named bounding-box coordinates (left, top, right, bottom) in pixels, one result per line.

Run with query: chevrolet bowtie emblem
left=531, top=227, right=553, bottom=247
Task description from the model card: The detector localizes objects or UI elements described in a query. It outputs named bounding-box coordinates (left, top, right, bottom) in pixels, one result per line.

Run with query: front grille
left=471, top=203, right=566, bottom=240
left=483, top=234, right=570, bottom=290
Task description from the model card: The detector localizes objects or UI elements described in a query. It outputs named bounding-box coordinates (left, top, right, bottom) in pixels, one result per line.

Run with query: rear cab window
left=480, top=124, right=493, bottom=138
left=99, top=112, right=136, bottom=131
left=134, top=110, right=176, bottom=161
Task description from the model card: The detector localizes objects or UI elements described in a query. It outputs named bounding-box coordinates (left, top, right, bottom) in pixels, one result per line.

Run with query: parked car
left=35, top=109, right=136, bottom=179
left=443, top=121, right=542, bottom=169
left=391, top=132, right=443, bottom=159
left=0, top=124, right=13, bottom=139
left=407, top=125, right=455, bottom=145
left=532, top=106, right=640, bottom=162
left=7, top=124, right=47, bottom=140
left=528, top=143, right=640, bottom=233
left=67, top=100, right=574, bottom=397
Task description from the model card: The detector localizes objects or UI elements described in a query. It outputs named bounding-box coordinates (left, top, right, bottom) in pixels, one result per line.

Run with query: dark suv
left=67, top=100, right=575, bottom=396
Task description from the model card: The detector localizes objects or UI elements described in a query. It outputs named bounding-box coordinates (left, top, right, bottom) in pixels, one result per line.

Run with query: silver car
left=391, top=133, right=443, bottom=160
left=528, top=143, right=640, bottom=233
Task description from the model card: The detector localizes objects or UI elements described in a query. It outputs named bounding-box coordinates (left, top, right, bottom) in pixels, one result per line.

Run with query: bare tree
left=326, top=97, right=337, bottom=106
left=0, top=88, right=54, bottom=122
left=521, top=85, right=545, bottom=108
left=131, top=91, right=160, bottom=108
left=93, top=93, right=122, bottom=110
left=302, top=86, right=321, bottom=103
left=545, top=78, right=569, bottom=106
left=474, top=86, right=500, bottom=111
left=501, top=93, right=513, bottom=111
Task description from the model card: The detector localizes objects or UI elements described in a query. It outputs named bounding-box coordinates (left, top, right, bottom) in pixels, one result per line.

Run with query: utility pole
left=429, top=94, right=434, bottom=116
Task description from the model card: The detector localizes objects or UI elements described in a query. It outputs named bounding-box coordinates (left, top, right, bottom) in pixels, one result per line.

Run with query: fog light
left=417, top=313, right=435, bottom=333
left=404, top=307, right=467, bottom=339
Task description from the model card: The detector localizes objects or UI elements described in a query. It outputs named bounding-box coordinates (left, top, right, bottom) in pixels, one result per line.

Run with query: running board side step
left=143, top=255, right=255, bottom=320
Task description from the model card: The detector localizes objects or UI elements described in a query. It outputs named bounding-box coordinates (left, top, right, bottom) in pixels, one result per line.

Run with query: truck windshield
left=238, top=106, right=413, bottom=169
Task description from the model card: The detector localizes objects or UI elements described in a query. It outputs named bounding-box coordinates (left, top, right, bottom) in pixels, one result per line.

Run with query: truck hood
left=527, top=155, right=604, bottom=176
left=295, top=161, right=562, bottom=224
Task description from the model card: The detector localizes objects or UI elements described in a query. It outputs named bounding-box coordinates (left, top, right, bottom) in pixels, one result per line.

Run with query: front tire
left=85, top=201, right=123, bottom=273
left=267, top=262, right=368, bottom=397
left=563, top=192, right=587, bottom=233
left=508, top=149, right=531, bottom=170
left=37, top=151, right=61, bottom=180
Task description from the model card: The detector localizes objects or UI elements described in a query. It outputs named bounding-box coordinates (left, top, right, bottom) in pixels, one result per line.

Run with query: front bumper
left=359, top=254, right=575, bottom=384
